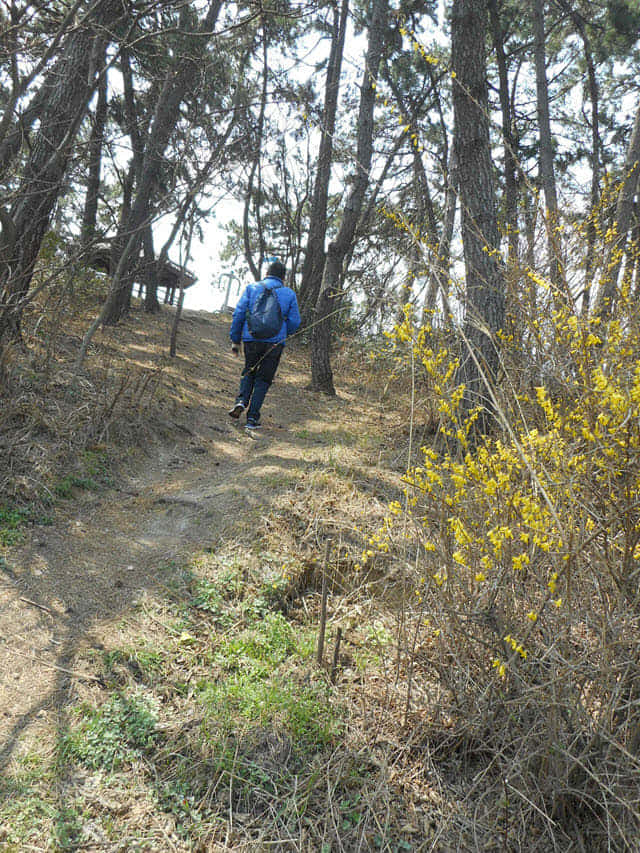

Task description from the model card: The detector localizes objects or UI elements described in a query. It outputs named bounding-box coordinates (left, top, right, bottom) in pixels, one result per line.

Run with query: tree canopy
left=0, top=0, right=638, bottom=397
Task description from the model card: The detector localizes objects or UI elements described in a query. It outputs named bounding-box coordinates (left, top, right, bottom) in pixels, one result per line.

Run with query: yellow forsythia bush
left=371, top=288, right=640, bottom=842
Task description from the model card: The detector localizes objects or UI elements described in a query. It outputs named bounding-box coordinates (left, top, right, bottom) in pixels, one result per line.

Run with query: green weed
left=201, top=613, right=338, bottom=746
left=81, top=448, right=113, bottom=486
left=0, top=506, right=28, bottom=545
left=51, top=804, right=83, bottom=851
left=191, top=577, right=234, bottom=624
left=210, top=740, right=288, bottom=805
left=204, top=674, right=337, bottom=744
left=292, top=427, right=317, bottom=441
left=219, top=611, right=305, bottom=670
left=340, top=792, right=363, bottom=831
left=53, top=474, right=97, bottom=498
left=156, top=778, right=204, bottom=838
left=0, top=504, right=48, bottom=545
left=53, top=449, right=113, bottom=498
left=260, top=470, right=297, bottom=489
left=101, top=644, right=164, bottom=684
left=249, top=573, right=292, bottom=615
left=0, top=798, right=52, bottom=849
left=61, top=692, right=159, bottom=771
left=0, top=764, right=52, bottom=848
left=366, top=620, right=393, bottom=648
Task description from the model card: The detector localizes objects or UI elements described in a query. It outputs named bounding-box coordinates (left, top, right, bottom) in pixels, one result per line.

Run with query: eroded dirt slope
left=0, top=307, right=381, bottom=764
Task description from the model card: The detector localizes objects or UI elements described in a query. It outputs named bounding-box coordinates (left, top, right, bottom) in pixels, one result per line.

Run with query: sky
left=155, top=201, right=244, bottom=313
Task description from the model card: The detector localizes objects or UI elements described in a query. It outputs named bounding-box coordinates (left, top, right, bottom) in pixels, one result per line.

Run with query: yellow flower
left=492, top=658, right=506, bottom=678
left=484, top=478, right=497, bottom=496
left=512, top=553, right=530, bottom=571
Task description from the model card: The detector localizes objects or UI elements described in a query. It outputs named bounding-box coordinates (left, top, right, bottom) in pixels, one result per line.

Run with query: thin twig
left=330, top=626, right=342, bottom=683
left=20, top=596, right=52, bottom=614
left=317, top=539, right=332, bottom=665
left=1, top=642, right=102, bottom=683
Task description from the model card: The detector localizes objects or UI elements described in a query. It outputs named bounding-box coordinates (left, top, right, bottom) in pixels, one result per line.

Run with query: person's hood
left=262, top=275, right=283, bottom=289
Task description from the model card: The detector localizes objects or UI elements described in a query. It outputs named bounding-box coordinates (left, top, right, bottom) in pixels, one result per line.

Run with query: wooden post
left=224, top=274, right=233, bottom=310
left=330, top=626, right=342, bottom=683
left=316, top=539, right=332, bottom=665
left=169, top=280, right=185, bottom=357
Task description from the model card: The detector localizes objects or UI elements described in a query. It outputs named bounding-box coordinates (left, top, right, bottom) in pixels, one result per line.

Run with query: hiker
left=228, top=260, right=301, bottom=431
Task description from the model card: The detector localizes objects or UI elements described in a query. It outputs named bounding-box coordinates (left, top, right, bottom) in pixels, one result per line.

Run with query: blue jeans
left=237, top=341, right=284, bottom=423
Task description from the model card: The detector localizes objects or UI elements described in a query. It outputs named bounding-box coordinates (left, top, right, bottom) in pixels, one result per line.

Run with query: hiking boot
left=228, top=402, right=245, bottom=419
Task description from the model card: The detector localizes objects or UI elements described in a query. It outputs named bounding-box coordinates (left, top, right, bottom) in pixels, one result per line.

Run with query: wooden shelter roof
left=88, top=242, right=197, bottom=290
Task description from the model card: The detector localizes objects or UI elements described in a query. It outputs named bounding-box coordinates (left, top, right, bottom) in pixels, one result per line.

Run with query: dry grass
left=0, top=284, right=464, bottom=851
left=1, top=289, right=170, bottom=505
left=3, top=278, right=636, bottom=850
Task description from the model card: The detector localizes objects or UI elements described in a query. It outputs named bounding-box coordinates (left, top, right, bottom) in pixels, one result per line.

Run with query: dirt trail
left=0, top=309, right=361, bottom=766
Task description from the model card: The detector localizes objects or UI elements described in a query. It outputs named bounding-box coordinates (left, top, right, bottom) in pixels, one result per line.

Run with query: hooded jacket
left=229, top=275, right=301, bottom=345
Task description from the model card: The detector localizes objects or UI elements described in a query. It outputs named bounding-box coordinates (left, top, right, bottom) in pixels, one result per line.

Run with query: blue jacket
left=230, top=276, right=301, bottom=345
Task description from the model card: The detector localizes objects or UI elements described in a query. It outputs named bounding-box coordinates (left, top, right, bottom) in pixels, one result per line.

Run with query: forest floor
left=0, top=301, right=461, bottom=851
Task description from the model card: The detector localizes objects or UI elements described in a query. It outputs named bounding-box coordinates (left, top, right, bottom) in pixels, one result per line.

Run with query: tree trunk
left=142, top=225, right=160, bottom=312
left=0, top=0, right=85, bottom=176
left=81, top=63, right=109, bottom=250
left=594, top=101, right=640, bottom=319
left=105, top=44, right=152, bottom=320
left=452, top=0, right=505, bottom=435
left=488, top=0, right=519, bottom=267
left=101, top=0, right=223, bottom=326
left=0, top=0, right=123, bottom=344
left=298, top=0, right=349, bottom=325
left=632, top=203, right=640, bottom=301
left=169, top=284, right=185, bottom=357
left=553, top=0, right=601, bottom=316
left=531, top=0, right=566, bottom=299
left=424, top=147, right=457, bottom=323
left=310, top=0, right=389, bottom=393
left=243, top=22, right=269, bottom=282
left=379, top=60, right=439, bottom=321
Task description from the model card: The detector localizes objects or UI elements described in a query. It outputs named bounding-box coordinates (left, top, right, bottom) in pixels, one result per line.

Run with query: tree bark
left=142, top=225, right=160, bottom=312
left=452, top=0, right=505, bottom=435
left=101, top=0, right=223, bottom=326
left=488, top=0, right=519, bottom=267
left=424, top=147, right=457, bottom=323
left=169, top=283, right=185, bottom=357
left=310, top=0, right=389, bottom=394
left=298, top=0, right=349, bottom=325
left=0, top=0, right=124, bottom=344
left=81, top=63, right=109, bottom=250
left=108, top=43, right=148, bottom=312
left=553, top=0, right=601, bottom=316
left=632, top=203, right=640, bottom=301
left=243, top=21, right=269, bottom=282
left=379, top=60, right=439, bottom=320
left=594, top=100, right=640, bottom=319
left=0, top=0, right=85, bottom=177
left=531, top=0, right=566, bottom=299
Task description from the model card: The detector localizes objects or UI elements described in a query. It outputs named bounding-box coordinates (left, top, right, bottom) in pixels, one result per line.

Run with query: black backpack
left=246, top=284, right=284, bottom=339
